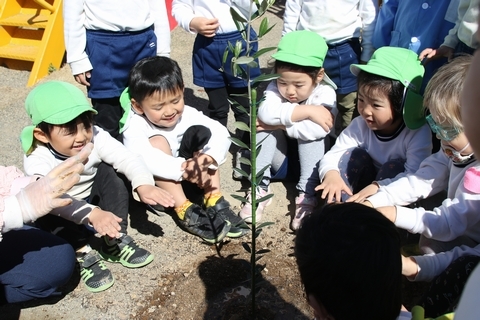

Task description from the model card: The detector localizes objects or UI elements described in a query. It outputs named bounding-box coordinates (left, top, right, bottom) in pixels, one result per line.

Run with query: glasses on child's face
left=425, top=114, right=461, bottom=141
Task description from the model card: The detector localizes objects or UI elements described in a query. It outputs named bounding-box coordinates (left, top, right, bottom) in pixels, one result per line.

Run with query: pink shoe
left=239, top=186, right=272, bottom=223
left=291, top=194, right=317, bottom=230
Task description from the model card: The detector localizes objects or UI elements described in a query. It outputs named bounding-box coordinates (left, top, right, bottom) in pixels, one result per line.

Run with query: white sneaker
left=239, top=186, right=272, bottom=223
left=291, top=193, right=317, bottom=230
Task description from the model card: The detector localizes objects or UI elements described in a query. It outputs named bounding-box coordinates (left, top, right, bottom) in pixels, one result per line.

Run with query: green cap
left=350, top=47, right=426, bottom=129
left=20, top=81, right=97, bottom=154
left=272, top=30, right=337, bottom=89
left=119, top=87, right=133, bottom=133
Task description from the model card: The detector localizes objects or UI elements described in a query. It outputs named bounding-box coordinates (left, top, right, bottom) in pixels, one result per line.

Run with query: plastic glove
left=16, top=143, right=93, bottom=222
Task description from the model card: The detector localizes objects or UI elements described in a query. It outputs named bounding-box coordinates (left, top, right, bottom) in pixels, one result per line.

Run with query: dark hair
left=357, top=70, right=405, bottom=120
left=128, top=56, right=184, bottom=103
left=295, top=203, right=402, bottom=320
left=272, top=60, right=322, bottom=82
left=37, top=111, right=94, bottom=137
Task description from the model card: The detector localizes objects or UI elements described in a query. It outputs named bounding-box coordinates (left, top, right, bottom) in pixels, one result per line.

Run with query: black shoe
left=99, top=234, right=154, bottom=268
left=206, top=197, right=248, bottom=238
left=177, top=203, right=230, bottom=243
left=77, top=250, right=114, bottom=293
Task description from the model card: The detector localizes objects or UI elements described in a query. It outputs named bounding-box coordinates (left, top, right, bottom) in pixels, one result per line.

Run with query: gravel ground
left=0, top=2, right=314, bottom=319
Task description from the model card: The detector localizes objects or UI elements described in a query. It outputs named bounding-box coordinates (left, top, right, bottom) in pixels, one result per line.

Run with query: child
left=121, top=56, right=243, bottom=243
left=361, top=55, right=480, bottom=256
left=238, top=30, right=337, bottom=230
left=316, top=47, right=432, bottom=206
left=373, top=0, right=458, bottom=89
left=20, top=81, right=175, bottom=293
left=171, top=0, right=262, bottom=144
left=420, top=0, right=479, bottom=62
left=63, top=0, right=171, bottom=140
left=283, top=0, right=379, bottom=136
left=0, top=146, right=90, bottom=303
left=295, top=203, right=406, bottom=320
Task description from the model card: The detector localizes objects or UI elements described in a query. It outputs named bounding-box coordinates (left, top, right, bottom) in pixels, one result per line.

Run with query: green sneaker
left=77, top=250, right=114, bottom=293
left=99, top=234, right=154, bottom=268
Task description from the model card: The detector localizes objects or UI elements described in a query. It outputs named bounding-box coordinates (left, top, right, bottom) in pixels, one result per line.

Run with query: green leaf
left=247, top=59, right=258, bottom=68
left=231, top=194, right=248, bottom=203
left=238, top=157, right=251, bottom=166
left=254, top=228, right=262, bottom=238
left=252, top=46, right=277, bottom=59
left=230, top=7, right=247, bottom=23
left=252, top=73, right=280, bottom=85
left=222, top=48, right=229, bottom=65
left=234, top=121, right=251, bottom=133
left=234, top=41, right=242, bottom=57
left=255, top=255, right=264, bottom=262
left=235, top=56, right=255, bottom=65
left=257, top=222, right=275, bottom=229
left=258, top=193, right=273, bottom=204
left=256, top=164, right=271, bottom=180
left=229, top=137, right=249, bottom=148
left=256, top=249, right=270, bottom=254
left=233, top=167, right=249, bottom=178
left=258, top=17, right=269, bottom=38
left=242, top=242, right=251, bottom=253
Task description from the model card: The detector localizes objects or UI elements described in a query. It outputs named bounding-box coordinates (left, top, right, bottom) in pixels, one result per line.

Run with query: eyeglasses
left=425, top=114, right=461, bottom=141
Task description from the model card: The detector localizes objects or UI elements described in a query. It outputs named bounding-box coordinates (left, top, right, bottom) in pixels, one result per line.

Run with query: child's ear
left=316, top=69, right=325, bottom=84
left=33, top=128, right=50, bottom=144
left=130, top=98, right=144, bottom=115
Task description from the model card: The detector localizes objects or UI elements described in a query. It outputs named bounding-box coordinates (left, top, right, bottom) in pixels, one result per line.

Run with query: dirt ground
left=0, top=2, right=431, bottom=319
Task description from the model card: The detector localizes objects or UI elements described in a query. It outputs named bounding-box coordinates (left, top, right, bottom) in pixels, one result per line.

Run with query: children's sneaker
left=77, top=250, right=115, bottom=293
left=99, top=234, right=154, bottom=268
left=239, top=186, right=272, bottom=223
left=291, top=193, right=317, bottom=231
left=206, top=196, right=248, bottom=238
left=177, top=203, right=231, bottom=244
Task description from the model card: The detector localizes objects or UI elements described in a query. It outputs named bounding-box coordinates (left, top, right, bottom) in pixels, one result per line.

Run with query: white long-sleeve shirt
left=282, top=0, right=379, bottom=61
left=318, top=116, right=432, bottom=182
left=64, top=0, right=171, bottom=75
left=122, top=106, right=231, bottom=182
left=172, top=0, right=258, bottom=34
left=23, top=126, right=154, bottom=225
left=257, top=81, right=337, bottom=141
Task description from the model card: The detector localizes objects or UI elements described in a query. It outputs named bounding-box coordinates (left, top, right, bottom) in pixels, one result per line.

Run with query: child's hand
left=74, top=71, right=92, bottom=86
left=89, top=208, right=122, bottom=238
left=189, top=17, right=219, bottom=37
left=308, top=105, right=334, bottom=132
left=375, top=206, right=397, bottom=223
left=136, top=185, right=175, bottom=208
left=345, top=183, right=379, bottom=203
left=315, top=170, right=352, bottom=203
left=256, top=119, right=284, bottom=131
left=419, top=46, right=454, bottom=64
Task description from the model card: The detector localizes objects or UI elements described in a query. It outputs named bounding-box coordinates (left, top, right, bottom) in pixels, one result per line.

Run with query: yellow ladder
left=0, top=0, right=65, bottom=86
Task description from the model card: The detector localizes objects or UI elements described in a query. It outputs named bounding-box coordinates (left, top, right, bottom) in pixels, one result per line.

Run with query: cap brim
left=119, top=88, right=132, bottom=134
left=350, top=63, right=400, bottom=83
left=323, top=73, right=337, bottom=90
left=403, top=90, right=426, bottom=130
left=20, top=125, right=35, bottom=154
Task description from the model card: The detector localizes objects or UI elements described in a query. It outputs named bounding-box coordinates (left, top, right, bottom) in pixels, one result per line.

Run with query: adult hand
left=16, top=143, right=93, bottom=222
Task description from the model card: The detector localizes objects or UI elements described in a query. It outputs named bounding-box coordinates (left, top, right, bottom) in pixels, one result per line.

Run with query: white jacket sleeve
left=258, top=82, right=297, bottom=127
left=282, top=0, right=302, bottom=35
left=358, top=0, right=379, bottom=61
left=368, top=151, right=450, bottom=207
left=64, top=0, right=92, bottom=75
left=172, top=0, right=196, bottom=34
left=150, top=0, right=171, bottom=56
left=413, top=244, right=480, bottom=282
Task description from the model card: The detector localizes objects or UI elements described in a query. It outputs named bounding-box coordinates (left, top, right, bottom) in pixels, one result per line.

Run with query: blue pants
left=339, top=147, right=405, bottom=200
left=0, top=227, right=75, bottom=304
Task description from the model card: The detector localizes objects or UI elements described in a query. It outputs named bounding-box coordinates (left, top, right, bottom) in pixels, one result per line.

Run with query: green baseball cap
left=20, top=81, right=97, bottom=154
left=272, top=30, right=337, bottom=89
left=350, top=47, right=426, bottom=129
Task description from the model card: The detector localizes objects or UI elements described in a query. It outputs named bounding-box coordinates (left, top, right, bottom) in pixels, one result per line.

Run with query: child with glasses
left=359, top=55, right=480, bottom=257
